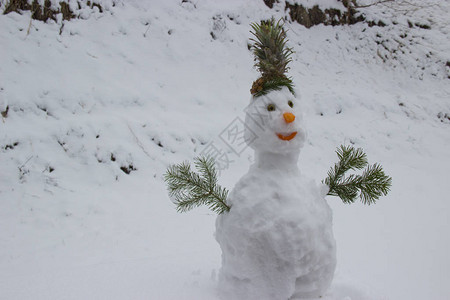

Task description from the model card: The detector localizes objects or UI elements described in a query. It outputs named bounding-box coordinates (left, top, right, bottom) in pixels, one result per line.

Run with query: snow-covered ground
left=1, top=0, right=449, bottom=299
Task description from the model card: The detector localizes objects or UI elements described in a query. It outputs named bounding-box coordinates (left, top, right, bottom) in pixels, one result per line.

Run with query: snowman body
left=215, top=88, right=336, bottom=299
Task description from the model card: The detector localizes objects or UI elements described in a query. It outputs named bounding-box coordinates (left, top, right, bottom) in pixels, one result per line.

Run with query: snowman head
left=245, top=20, right=306, bottom=154
left=244, top=86, right=306, bottom=154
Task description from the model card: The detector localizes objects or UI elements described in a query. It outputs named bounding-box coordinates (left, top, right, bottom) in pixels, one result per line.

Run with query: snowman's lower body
left=215, top=208, right=336, bottom=300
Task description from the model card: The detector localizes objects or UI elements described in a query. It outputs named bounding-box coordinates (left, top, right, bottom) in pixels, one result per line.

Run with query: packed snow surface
left=216, top=170, right=336, bottom=300
left=1, top=0, right=450, bottom=299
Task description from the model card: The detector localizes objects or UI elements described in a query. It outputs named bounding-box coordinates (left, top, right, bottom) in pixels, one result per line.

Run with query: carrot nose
left=283, top=112, right=295, bottom=123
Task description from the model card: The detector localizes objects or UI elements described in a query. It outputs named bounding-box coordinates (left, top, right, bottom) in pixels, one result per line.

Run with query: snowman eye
left=288, top=100, right=294, bottom=108
left=267, top=104, right=276, bottom=111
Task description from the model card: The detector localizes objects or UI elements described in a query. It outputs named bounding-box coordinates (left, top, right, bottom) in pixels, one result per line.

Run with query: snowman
left=215, top=82, right=336, bottom=299
left=164, top=19, right=391, bottom=300
left=214, top=21, right=336, bottom=299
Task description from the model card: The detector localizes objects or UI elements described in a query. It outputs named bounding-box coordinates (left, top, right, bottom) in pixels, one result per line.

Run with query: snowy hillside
left=1, top=0, right=449, bottom=299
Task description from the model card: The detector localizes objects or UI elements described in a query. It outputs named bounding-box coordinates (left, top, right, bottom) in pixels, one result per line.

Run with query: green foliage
left=324, top=145, right=392, bottom=205
left=252, top=76, right=295, bottom=97
left=250, top=18, right=293, bottom=81
left=164, top=156, right=230, bottom=214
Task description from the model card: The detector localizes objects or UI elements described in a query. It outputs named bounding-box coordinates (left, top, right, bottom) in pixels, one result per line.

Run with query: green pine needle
left=164, top=156, right=231, bottom=214
left=250, top=18, right=293, bottom=80
left=324, top=145, right=392, bottom=205
left=252, top=77, right=296, bottom=97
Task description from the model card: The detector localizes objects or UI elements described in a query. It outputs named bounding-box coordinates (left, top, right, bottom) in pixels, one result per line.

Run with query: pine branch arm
left=164, top=156, right=231, bottom=214
left=324, top=145, right=392, bottom=205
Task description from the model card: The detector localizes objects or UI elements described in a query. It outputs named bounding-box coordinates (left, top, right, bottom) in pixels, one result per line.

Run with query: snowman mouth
left=276, top=132, right=297, bottom=141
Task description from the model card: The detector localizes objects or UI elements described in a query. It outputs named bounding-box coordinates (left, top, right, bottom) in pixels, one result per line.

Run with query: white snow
left=286, top=0, right=346, bottom=11
left=1, top=0, right=450, bottom=299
